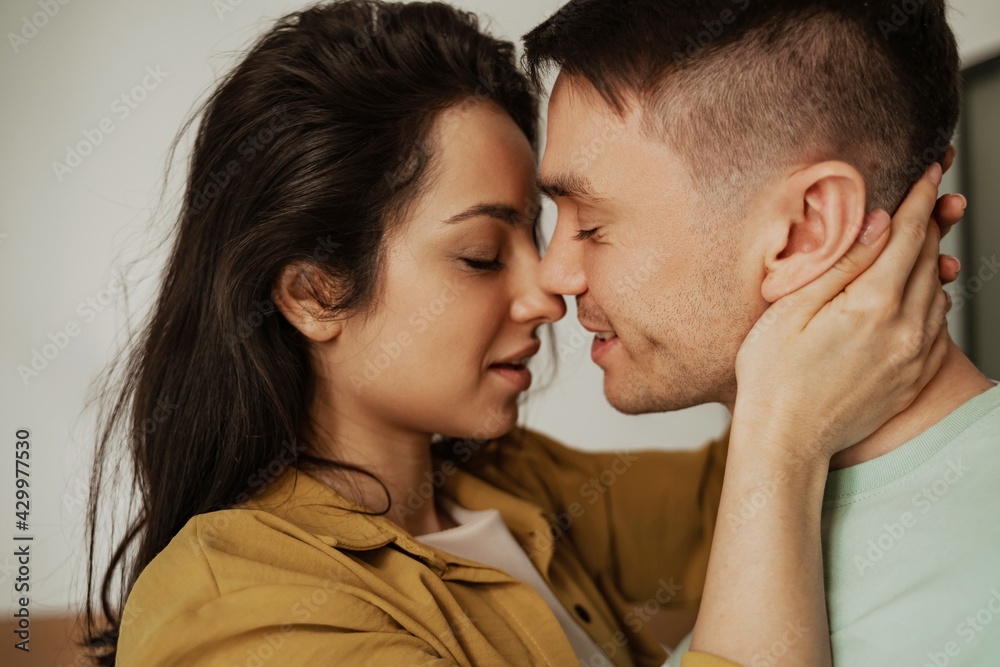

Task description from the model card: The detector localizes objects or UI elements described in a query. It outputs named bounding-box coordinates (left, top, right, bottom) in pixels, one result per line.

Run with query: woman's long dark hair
left=81, top=2, right=543, bottom=663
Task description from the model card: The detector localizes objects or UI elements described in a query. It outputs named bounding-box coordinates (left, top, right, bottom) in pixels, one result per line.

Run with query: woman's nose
left=512, top=257, right=568, bottom=325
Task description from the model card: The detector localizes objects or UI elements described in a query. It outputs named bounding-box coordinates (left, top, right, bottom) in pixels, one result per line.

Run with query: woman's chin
left=440, top=405, right=518, bottom=442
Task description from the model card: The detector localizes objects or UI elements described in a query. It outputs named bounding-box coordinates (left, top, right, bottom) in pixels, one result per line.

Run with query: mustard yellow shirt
left=117, top=426, right=739, bottom=667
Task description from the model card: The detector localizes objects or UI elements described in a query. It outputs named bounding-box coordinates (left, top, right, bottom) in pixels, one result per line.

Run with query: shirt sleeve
left=681, top=651, right=743, bottom=667
left=494, top=425, right=730, bottom=608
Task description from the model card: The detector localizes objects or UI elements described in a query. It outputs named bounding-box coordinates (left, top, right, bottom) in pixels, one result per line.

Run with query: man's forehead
left=540, top=76, right=653, bottom=204
left=549, top=71, right=611, bottom=109
left=547, top=71, right=647, bottom=127
left=540, top=79, right=608, bottom=188
left=546, top=74, right=604, bottom=137
left=544, top=74, right=651, bottom=164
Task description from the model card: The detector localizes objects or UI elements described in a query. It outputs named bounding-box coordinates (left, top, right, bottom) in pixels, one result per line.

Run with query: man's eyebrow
left=537, top=172, right=606, bottom=202
left=443, top=203, right=537, bottom=227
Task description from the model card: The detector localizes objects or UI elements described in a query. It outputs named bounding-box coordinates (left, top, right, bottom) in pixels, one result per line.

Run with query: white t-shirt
left=414, top=494, right=613, bottom=666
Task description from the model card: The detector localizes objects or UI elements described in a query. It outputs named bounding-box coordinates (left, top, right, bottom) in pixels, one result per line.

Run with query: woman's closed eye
left=461, top=255, right=505, bottom=271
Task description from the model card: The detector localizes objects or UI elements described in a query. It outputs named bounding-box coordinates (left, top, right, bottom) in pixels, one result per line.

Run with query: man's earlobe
left=760, top=161, right=866, bottom=302
left=272, top=262, right=344, bottom=342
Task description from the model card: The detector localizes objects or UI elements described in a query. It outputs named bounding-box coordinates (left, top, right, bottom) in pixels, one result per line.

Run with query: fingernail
left=955, top=193, right=967, bottom=210
left=929, top=162, right=943, bottom=185
left=860, top=210, right=890, bottom=246
left=951, top=257, right=962, bottom=273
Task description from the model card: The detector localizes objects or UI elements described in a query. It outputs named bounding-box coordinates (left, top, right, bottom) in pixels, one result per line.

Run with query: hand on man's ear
left=762, top=151, right=966, bottom=302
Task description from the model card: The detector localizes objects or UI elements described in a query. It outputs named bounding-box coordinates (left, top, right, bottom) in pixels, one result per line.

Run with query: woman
left=82, top=1, right=962, bottom=665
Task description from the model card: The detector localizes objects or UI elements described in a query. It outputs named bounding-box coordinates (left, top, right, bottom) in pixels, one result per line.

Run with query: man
left=524, top=1, right=1000, bottom=665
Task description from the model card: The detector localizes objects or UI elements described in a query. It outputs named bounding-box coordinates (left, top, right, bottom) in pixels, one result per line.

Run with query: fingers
left=933, top=283, right=952, bottom=330
left=891, top=280, right=951, bottom=404
left=924, top=280, right=951, bottom=348
left=895, top=212, right=951, bottom=401
left=941, top=145, right=956, bottom=175
left=855, top=164, right=943, bottom=301
left=911, top=321, right=952, bottom=403
left=932, top=142, right=964, bottom=243
left=932, top=191, right=963, bottom=282
left=771, top=163, right=945, bottom=331
left=933, top=193, right=967, bottom=241
left=901, top=211, right=943, bottom=329
left=940, top=255, right=961, bottom=284
left=779, top=208, right=891, bottom=326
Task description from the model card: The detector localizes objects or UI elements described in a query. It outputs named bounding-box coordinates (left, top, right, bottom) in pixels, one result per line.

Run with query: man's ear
left=760, top=161, right=867, bottom=302
left=272, top=261, right=344, bottom=342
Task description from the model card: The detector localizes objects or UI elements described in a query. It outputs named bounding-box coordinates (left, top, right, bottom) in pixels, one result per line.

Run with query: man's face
left=538, top=73, right=768, bottom=413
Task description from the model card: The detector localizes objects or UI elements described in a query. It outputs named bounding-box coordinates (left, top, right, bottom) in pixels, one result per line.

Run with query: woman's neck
left=304, top=391, right=455, bottom=536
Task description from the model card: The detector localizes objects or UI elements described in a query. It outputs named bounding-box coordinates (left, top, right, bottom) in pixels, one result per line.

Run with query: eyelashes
left=460, top=257, right=504, bottom=272
left=462, top=226, right=597, bottom=268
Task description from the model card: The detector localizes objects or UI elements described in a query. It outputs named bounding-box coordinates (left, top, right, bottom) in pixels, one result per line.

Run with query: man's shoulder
left=933, top=380, right=1000, bottom=473
left=958, top=381, right=1000, bottom=436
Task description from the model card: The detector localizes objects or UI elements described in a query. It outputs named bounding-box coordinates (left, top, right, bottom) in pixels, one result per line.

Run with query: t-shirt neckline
left=823, top=381, right=1000, bottom=505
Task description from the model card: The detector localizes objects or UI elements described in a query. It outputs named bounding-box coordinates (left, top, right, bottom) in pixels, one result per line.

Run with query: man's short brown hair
left=524, top=0, right=961, bottom=214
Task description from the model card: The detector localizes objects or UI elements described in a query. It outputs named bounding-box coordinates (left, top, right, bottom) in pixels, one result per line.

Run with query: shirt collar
left=237, top=438, right=555, bottom=578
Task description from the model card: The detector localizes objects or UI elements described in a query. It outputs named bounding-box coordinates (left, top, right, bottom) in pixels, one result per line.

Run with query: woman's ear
left=272, top=262, right=344, bottom=342
left=761, top=161, right=867, bottom=302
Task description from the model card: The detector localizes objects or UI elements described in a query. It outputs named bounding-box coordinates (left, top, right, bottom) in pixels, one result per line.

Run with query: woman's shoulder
left=122, top=509, right=306, bottom=612
left=122, top=465, right=410, bottom=615
left=115, top=502, right=427, bottom=665
left=117, top=505, right=369, bottom=664
left=128, top=499, right=363, bottom=599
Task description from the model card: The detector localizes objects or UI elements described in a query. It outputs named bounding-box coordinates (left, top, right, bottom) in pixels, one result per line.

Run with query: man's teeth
left=595, top=331, right=617, bottom=341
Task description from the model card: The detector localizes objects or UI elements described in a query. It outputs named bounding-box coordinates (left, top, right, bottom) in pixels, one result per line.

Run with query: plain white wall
left=2, top=0, right=997, bottom=620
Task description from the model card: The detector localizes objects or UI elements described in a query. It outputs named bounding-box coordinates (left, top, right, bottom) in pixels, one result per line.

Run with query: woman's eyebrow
left=443, top=203, right=533, bottom=227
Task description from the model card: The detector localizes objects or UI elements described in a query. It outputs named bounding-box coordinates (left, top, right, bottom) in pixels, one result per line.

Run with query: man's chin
left=603, top=374, right=662, bottom=415
left=603, top=371, right=705, bottom=415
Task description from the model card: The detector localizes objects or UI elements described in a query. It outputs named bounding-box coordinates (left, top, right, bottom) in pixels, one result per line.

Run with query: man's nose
left=539, top=224, right=587, bottom=297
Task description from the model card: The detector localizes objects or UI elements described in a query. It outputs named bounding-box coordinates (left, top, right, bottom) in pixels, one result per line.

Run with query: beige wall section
left=1, top=0, right=996, bottom=631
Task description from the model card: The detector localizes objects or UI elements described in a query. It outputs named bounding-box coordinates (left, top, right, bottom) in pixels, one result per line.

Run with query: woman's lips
left=489, top=362, right=532, bottom=390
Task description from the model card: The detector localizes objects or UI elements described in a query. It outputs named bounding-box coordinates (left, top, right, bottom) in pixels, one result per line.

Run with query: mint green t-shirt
left=668, top=382, right=1000, bottom=667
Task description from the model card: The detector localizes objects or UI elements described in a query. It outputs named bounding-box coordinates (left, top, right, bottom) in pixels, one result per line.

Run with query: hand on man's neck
left=829, top=338, right=997, bottom=471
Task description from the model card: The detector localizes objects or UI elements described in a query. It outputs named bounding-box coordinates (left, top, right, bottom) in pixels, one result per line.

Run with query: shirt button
left=573, top=603, right=591, bottom=623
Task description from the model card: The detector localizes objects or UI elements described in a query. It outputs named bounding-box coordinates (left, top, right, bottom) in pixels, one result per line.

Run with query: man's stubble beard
left=603, top=332, right=739, bottom=415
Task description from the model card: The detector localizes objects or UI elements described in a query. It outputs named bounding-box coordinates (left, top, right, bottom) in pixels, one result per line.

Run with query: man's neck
left=828, top=340, right=996, bottom=471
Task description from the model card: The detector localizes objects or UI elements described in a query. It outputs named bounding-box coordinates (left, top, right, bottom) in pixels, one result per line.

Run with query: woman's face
left=320, top=101, right=566, bottom=440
